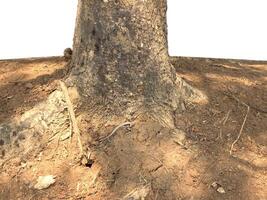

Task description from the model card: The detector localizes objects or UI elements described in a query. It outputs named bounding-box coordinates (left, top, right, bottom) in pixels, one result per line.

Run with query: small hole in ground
left=85, top=159, right=94, bottom=168
left=0, top=139, right=4, bottom=146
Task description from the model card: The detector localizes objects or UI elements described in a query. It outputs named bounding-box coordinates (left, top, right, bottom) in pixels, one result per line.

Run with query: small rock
left=25, top=83, right=33, bottom=89
left=211, top=181, right=226, bottom=194
left=21, top=162, right=27, bottom=168
left=34, top=175, right=56, bottom=190
left=217, top=187, right=226, bottom=194
left=211, top=182, right=219, bottom=188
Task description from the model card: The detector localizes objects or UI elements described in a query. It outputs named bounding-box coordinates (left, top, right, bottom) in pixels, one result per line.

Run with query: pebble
left=217, top=187, right=226, bottom=194
left=34, top=175, right=56, bottom=190
left=25, top=83, right=33, bottom=89
left=211, top=181, right=226, bottom=194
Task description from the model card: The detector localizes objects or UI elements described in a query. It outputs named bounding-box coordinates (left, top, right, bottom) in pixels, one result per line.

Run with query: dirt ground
left=0, top=56, right=266, bottom=200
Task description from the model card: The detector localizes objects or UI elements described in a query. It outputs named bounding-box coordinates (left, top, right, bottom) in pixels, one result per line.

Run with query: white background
left=1, top=0, right=267, bottom=60
left=0, top=0, right=77, bottom=59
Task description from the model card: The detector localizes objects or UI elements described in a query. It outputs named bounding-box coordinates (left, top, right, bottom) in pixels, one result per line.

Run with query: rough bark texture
left=68, top=0, right=201, bottom=124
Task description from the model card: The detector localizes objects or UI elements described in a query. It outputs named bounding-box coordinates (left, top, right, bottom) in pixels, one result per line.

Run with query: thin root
left=229, top=95, right=250, bottom=155
left=99, top=122, right=134, bottom=142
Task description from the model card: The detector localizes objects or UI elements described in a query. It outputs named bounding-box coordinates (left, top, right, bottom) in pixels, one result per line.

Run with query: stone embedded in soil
left=211, top=182, right=226, bottom=194
left=217, top=187, right=226, bottom=194
left=34, top=175, right=56, bottom=190
left=211, top=182, right=220, bottom=189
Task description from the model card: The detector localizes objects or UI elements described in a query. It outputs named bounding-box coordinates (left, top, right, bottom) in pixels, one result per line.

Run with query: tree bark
left=68, top=0, right=201, bottom=125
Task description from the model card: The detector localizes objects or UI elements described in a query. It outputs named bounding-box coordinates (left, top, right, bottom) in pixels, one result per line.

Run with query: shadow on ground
left=0, top=57, right=67, bottom=123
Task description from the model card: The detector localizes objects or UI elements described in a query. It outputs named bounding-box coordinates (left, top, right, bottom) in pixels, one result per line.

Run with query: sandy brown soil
left=0, top=57, right=266, bottom=200
left=0, top=57, right=67, bottom=123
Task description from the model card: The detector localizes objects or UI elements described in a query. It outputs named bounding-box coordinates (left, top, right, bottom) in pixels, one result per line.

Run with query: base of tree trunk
left=65, top=70, right=206, bottom=131
left=0, top=71, right=206, bottom=165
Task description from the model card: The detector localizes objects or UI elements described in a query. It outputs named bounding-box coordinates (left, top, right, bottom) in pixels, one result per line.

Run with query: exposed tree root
left=175, top=76, right=207, bottom=105
left=0, top=90, right=69, bottom=166
left=59, top=81, right=84, bottom=157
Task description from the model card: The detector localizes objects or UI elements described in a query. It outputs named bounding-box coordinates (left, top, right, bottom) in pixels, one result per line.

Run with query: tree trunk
left=68, top=0, right=201, bottom=126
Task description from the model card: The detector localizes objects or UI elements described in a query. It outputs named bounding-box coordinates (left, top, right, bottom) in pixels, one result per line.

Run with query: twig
left=218, top=110, right=231, bottom=140
left=151, top=156, right=169, bottom=174
left=59, top=81, right=84, bottom=157
left=99, top=122, right=134, bottom=142
left=230, top=97, right=250, bottom=155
